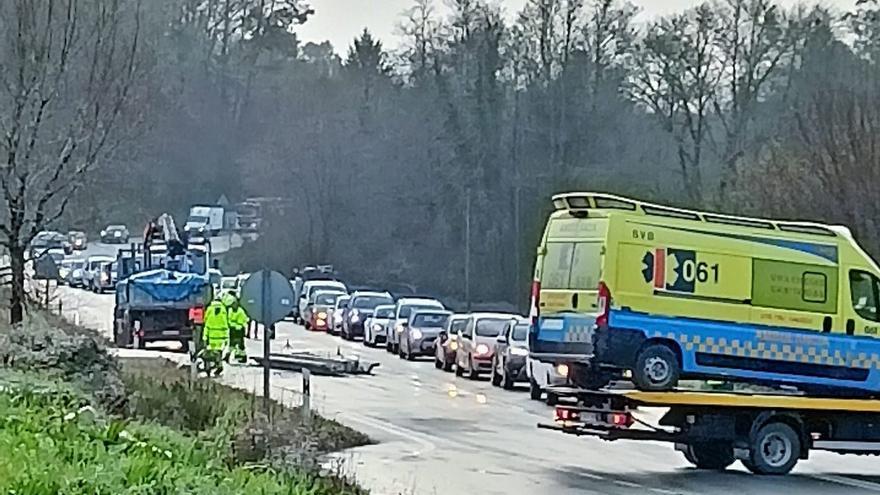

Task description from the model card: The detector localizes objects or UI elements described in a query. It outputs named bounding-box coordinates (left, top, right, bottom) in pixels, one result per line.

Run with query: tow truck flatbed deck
left=539, top=387, right=880, bottom=475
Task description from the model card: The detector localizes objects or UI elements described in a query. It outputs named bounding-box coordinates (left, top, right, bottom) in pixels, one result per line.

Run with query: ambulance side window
left=850, top=271, right=880, bottom=322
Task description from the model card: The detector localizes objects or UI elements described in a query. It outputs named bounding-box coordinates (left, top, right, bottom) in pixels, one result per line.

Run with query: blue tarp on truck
left=125, top=269, right=208, bottom=303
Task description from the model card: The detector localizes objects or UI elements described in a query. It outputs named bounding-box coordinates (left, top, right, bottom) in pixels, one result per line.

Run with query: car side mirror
left=439, top=331, right=448, bottom=341
left=496, top=336, right=506, bottom=344
left=400, top=321, right=408, bottom=328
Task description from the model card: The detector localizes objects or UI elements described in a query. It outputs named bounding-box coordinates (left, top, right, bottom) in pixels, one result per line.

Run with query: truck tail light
left=555, top=407, right=580, bottom=422
left=189, top=306, right=204, bottom=324
left=596, top=281, right=611, bottom=327
left=608, top=412, right=633, bottom=428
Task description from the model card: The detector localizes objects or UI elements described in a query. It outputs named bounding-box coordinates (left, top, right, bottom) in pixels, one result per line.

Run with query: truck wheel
left=443, top=357, right=453, bottom=372
left=633, top=344, right=680, bottom=391
left=745, top=422, right=801, bottom=475
left=455, top=362, right=464, bottom=377
left=434, top=356, right=443, bottom=369
left=179, top=340, right=193, bottom=355
left=684, top=443, right=735, bottom=470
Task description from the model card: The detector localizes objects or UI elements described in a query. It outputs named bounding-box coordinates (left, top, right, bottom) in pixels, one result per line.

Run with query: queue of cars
left=37, top=225, right=130, bottom=292
left=295, top=283, right=569, bottom=403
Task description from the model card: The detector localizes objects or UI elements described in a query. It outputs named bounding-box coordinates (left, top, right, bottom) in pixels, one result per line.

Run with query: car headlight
left=395, top=324, right=405, bottom=334
left=100, top=230, right=106, bottom=236
left=372, top=324, right=382, bottom=331
left=511, top=347, right=528, bottom=356
left=351, top=314, right=360, bottom=323
left=476, top=344, right=490, bottom=355
left=411, top=329, right=423, bottom=340
left=556, top=364, right=569, bottom=377
left=317, top=312, right=327, bottom=319
left=449, top=341, right=458, bottom=350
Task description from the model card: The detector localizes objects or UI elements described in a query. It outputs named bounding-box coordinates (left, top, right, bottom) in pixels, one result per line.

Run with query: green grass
left=0, top=308, right=371, bottom=494
left=0, top=373, right=366, bottom=495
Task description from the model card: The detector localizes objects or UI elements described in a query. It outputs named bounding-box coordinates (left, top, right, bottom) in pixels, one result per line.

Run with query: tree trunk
left=9, top=245, right=25, bottom=325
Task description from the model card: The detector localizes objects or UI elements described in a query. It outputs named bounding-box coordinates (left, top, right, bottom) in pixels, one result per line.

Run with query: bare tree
left=627, top=4, right=724, bottom=205
left=0, top=0, right=142, bottom=323
left=714, top=0, right=794, bottom=201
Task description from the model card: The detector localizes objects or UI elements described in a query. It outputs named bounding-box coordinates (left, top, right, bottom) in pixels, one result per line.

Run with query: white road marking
left=809, top=474, right=880, bottom=492
left=342, top=412, right=438, bottom=457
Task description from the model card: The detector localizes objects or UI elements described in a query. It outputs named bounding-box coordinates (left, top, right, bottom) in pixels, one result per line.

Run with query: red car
left=307, top=291, right=344, bottom=331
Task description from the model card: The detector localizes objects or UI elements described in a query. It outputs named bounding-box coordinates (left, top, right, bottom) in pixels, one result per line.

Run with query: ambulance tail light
left=596, top=281, right=611, bottom=327
left=189, top=306, right=205, bottom=324
left=529, top=279, right=541, bottom=325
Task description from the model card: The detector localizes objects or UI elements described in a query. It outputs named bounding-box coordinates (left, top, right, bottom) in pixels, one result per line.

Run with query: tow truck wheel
left=745, top=422, right=801, bottom=475
left=684, top=443, right=735, bottom=470
left=633, top=344, right=680, bottom=391
left=434, top=356, right=443, bottom=369
left=455, top=362, right=465, bottom=377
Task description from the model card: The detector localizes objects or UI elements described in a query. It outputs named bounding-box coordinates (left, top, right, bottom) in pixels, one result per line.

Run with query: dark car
left=455, top=313, right=519, bottom=379
left=399, top=310, right=452, bottom=361
left=100, top=224, right=130, bottom=244
left=491, top=318, right=529, bottom=389
left=434, top=315, right=468, bottom=372
left=341, top=291, right=394, bottom=341
left=67, top=231, right=88, bottom=250
left=30, top=231, right=71, bottom=258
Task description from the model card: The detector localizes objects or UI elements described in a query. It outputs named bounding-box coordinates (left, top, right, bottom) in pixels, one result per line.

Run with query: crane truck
left=112, top=214, right=213, bottom=352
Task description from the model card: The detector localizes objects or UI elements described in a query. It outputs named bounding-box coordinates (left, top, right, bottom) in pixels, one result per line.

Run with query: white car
left=363, top=304, right=395, bottom=347
left=386, top=297, right=445, bottom=354
left=527, top=353, right=569, bottom=404
left=298, top=279, right=347, bottom=324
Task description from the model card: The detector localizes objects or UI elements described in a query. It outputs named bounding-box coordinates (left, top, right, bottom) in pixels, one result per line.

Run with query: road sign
left=240, top=270, right=294, bottom=325
left=240, top=269, right=295, bottom=414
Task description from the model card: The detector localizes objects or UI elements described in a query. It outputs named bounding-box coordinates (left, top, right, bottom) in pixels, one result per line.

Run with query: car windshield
left=353, top=295, right=393, bottom=309
left=399, top=303, right=441, bottom=319
left=512, top=323, right=529, bottom=341
left=72, top=261, right=85, bottom=269
left=315, top=293, right=341, bottom=305
left=374, top=307, right=394, bottom=318
left=476, top=318, right=510, bottom=337
left=335, top=297, right=350, bottom=309
left=413, top=313, right=449, bottom=327
left=189, top=216, right=209, bottom=223
left=222, top=279, right=237, bottom=289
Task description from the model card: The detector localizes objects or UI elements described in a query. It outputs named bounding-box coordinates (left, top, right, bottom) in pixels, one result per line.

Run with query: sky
left=296, top=0, right=853, bottom=54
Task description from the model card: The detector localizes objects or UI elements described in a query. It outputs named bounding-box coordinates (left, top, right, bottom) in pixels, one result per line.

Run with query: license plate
left=162, top=330, right=180, bottom=336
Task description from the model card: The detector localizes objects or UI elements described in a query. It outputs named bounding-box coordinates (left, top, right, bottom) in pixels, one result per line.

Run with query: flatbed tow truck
left=538, top=387, right=880, bottom=475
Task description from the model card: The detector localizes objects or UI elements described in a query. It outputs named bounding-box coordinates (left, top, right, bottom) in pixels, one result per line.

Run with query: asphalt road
left=59, top=287, right=880, bottom=495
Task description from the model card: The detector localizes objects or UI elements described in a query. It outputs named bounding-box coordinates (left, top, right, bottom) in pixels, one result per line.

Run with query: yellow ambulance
left=529, top=192, right=880, bottom=393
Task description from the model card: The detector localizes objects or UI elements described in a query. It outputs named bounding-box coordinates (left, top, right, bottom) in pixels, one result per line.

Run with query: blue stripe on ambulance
left=611, top=310, right=880, bottom=390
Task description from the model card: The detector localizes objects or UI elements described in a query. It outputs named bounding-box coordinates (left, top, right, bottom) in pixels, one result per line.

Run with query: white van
left=298, top=280, right=347, bottom=324
left=386, top=297, right=445, bottom=354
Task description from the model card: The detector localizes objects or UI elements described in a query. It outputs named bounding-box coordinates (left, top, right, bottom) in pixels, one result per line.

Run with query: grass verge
left=0, top=309, right=370, bottom=494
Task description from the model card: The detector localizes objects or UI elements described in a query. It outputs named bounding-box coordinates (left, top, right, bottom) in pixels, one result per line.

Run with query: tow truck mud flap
left=531, top=314, right=596, bottom=356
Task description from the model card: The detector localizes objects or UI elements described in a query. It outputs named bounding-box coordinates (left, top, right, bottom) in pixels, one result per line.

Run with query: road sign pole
left=261, top=269, right=271, bottom=416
